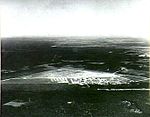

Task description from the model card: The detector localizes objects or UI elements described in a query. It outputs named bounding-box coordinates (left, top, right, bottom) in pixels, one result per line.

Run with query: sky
left=0, top=0, right=150, bottom=39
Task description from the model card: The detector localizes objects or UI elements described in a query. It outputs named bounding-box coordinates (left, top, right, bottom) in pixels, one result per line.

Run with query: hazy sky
left=1, top=0, right=150, bottom=39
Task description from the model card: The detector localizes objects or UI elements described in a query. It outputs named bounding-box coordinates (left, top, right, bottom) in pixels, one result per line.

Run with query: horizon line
left=1, top=36, right=146, bottom=40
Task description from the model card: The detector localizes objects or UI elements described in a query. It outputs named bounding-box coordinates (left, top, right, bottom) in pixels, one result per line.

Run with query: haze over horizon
left=1, top=0, right=150, bottom=40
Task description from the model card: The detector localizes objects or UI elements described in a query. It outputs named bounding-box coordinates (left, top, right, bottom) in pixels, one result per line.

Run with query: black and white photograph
left=1, top=0, right=150, bottom=117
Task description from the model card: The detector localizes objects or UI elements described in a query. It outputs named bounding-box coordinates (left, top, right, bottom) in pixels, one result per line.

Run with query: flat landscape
left=1, top=37, right=150, bottom=117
